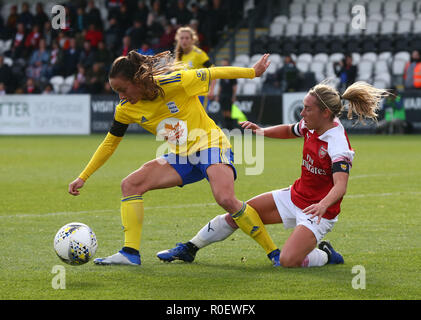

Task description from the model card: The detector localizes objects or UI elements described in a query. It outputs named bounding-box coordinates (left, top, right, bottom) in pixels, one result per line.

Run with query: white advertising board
left=0, top=94, right=90, bottom=134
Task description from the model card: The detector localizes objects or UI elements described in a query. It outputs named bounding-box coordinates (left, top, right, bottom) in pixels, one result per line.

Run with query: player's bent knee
left=121, top=176, right=147, bottom=197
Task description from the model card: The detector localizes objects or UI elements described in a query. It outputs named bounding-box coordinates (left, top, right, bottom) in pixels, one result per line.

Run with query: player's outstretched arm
left=68, top=132, right=123, bottom=196
left=240, top=121, right=298, bottom=139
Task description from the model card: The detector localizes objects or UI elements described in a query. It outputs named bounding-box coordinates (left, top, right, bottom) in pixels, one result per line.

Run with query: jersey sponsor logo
left=196, top=69, right=207, bottom=81
left=156, top=117, right=187, bottom=145
left=302, top=154, right=327, bottom=175
left=166, top=101, right=179, bottom=114
left=318, top=145, right=328, bottom=159
left=141, top=116, right=148, bottom=123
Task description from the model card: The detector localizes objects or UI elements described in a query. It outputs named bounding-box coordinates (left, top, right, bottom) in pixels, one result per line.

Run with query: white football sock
left=301, top=248, right=328, bottom=267
left=190, top=214, right=237, bottom=249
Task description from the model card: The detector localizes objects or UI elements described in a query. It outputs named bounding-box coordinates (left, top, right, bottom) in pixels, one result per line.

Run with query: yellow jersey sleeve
left=181, top=68, right=211, bottom=97
left=79, top=132, right=123, bottom=181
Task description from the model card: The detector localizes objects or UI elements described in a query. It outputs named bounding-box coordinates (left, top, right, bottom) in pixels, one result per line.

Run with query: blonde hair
left=309, top=80, right=389, bottom=123
left=174, top=26, right=199, bottom=61
left=109, top=50, right=184, bottom=100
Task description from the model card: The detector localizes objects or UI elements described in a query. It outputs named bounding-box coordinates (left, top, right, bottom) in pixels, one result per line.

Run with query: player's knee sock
left=301, top=248, right=328, bottom=267
left=190, top=214, right=237, bottom=249
left=231, top=202, right=278, bottom=255
left=120, top=195, right=144, bottom=252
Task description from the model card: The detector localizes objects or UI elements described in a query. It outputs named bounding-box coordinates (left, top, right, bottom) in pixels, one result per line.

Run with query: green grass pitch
left=0, top=133, right=420, bottom=300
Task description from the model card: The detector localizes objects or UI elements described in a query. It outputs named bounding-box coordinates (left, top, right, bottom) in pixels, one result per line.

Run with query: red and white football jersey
left=291, top=118, right=354, bottom=219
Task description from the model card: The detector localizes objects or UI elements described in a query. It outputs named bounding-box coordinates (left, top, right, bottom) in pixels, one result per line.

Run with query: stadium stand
left=0, top=0, right=419, bottom=96
left=248, top=0, right=421, bottom=94
left=0, top=0, right=245, bottom=94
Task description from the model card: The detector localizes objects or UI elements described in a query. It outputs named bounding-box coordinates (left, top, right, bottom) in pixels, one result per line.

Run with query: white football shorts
left=271, top=187, right=338, bottom=243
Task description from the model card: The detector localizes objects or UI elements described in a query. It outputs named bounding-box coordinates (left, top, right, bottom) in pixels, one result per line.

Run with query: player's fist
left=252, top=54, right=271, bottom=77
left=68, top=177, right=85, bottom=196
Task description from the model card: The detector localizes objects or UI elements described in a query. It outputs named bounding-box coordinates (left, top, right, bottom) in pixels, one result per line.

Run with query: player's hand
left=240, top=121, right=264, bottom=135
left=68, top=177, right=85, bottom=196
left=303, top=202, right=328, bottom=225
left=253, top=53, right=271, bottom=77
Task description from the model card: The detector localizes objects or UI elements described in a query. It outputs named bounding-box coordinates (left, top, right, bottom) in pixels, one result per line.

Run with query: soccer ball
left=54, top=222, right=98, bottom=265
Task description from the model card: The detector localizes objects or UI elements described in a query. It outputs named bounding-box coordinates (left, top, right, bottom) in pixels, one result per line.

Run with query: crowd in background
left=0, top=0, right=246, bottom=95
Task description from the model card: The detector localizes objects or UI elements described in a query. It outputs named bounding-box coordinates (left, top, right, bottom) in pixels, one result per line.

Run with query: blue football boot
left=318, top=241, right=344, bottom=264
left=156, top=242, right=196, bottom=263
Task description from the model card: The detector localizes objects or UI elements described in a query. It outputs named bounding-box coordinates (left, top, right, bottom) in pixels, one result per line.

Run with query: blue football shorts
left=161, top=147, right=237, bottom=186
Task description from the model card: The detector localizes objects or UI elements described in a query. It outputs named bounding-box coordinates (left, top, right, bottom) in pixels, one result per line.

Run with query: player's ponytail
left=341, top=81, right=389, bottom=122
left=310, top=80, right=388, bottom=123
left=109, top=50, right=184, bottom=100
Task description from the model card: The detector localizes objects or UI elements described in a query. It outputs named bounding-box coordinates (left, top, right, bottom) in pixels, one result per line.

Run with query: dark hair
left=108, top=50, right=184, bottom=100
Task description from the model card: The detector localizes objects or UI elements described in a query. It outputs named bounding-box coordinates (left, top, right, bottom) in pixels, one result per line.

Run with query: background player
left=158, top=81, right=388, bottom=268
left=68, top=51, right=282, bottom=266
left=174, top=26, right=216, bottom=107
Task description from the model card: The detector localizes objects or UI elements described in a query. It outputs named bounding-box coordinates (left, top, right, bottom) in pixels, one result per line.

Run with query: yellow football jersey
left=78, top=66, right=255, bottom=181
left=114, top=68, right=229, bottom=156
left=178, top=45, right=212, bottom=70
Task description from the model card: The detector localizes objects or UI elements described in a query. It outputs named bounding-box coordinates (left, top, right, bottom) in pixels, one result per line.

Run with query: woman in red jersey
left=158, top=81, right=387, bottom=268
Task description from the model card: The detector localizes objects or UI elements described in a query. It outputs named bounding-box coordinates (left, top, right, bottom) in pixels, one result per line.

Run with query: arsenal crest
left=318, top=145, right=328, bottom=159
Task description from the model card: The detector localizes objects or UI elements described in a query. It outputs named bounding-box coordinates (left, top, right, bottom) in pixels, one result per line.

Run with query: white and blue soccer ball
left=54, top=222, right=98, bottom=265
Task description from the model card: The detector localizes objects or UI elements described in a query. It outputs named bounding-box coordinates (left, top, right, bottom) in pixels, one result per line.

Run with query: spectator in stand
left=26, top=38, right=50, bottom=82
left=95, top=40, right=113, bottom=70
left=119, top=35, right=132, bottom=56
left=11, top=22, right=27, bottom=59
left=75, top=7, right=89, bottom=32
left=48, top=40, right=62, bottom=77
left=136, top=42, right=155, bottom=56
left=70, top=79, right=87, bottom=93
left=85, top=23, right=104, bottom=48
left=23, top=77, right=40, bottom=94
left=56, top=31, right=71, bottom=50
left=42, top=83, right=54, bottom=94
left=85, top=62, right=106, bottom=94
left=404, top=50, right=421, bottom=90
left=126, top=19, right=148, bottom=50
left=0, top=55, right=14, bottom=93
left=5, top=5, right=19, bottom=34
left=106, top=0, right=124, bottom=20
left=43, top=21, right=54, bottom=48
left=133, top=0, right=150, bottom=24
left=24, top=24, right=42, bottom=52
left=79, top=40, right=96, bottom=70
left=75, top=64, right=87, bottom=86
left=115, top=3, right=133, bottom=33
left=147, top=0, right=167, bottom=33
left=333, top=54, right=357, bottom=92
left=34, top=2, right=49, bottom=30
left=277, top=55, right=299, bottom=92
left=170, top=0, right=192, bottom=26
left=104, top=17, right=123, bottom=55
left=207, top=0, right=228, bottom=47
left=61, top=37, right=80, bottom=76
left=156, top=23, right=175, bottom=52
left=86, top=0, right=103, bottom=30
left=18, top=2, right=34, bottom=31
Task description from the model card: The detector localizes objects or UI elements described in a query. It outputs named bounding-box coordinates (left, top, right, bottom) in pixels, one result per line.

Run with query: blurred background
left=1, top=0, right=420, bottom=134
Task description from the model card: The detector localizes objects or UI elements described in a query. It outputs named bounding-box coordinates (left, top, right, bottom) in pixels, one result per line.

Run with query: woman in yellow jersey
left=174, top=26, right=216, bottom=106
left=68, top=50, right=282, bottom=266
